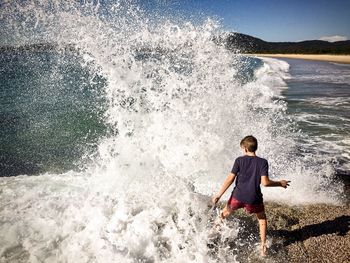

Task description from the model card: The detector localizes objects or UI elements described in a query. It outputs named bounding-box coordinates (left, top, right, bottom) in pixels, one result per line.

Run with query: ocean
left=0, top=2, right=349, bottom=262
left=281, top=58, right=350, bottom=174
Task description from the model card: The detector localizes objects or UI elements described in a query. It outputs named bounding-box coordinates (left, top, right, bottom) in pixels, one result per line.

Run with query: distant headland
left=223, top=33, right=350, bottom=55
left=2, top=33, right=350, bottom=55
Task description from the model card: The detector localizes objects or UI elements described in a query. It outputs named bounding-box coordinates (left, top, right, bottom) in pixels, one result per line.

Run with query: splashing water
left=0, top=1, right=343, bottom=262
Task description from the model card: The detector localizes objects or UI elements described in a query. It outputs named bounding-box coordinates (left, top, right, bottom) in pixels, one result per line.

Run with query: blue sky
left=1, top=0, right=349, bottom=44
left=140, top=0, right=350, bottom=42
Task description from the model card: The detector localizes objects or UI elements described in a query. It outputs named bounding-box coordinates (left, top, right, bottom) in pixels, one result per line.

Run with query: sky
left=1, top=0, right=349, bottom=44
left=141, top=0, right=350, bottom=42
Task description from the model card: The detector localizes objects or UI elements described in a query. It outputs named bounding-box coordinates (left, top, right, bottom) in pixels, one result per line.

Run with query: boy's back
left=231, top=156, right=268, bottom=205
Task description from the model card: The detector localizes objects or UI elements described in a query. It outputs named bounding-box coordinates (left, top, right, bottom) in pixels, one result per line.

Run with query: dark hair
left=240, top=135, right=258, bottom=152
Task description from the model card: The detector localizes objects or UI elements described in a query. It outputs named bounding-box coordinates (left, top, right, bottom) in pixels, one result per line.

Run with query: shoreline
left=251, top=54, right=350, bottom=64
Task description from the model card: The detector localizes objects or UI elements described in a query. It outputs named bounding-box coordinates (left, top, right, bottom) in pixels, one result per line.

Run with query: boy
left=212, top=135, right=290, bottom=256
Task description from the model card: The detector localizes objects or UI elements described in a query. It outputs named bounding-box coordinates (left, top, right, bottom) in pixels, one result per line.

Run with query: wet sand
left=215, top=202, right=350, bottom=262
left=207, top=177, right=350, bottom=262
left=253, top=54, right=350, bottom=64
left=263, top=202, right=350, bottom=263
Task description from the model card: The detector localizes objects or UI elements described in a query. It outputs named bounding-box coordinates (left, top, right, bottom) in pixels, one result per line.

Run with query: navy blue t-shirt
left=231, top=155, right=269, bottom=204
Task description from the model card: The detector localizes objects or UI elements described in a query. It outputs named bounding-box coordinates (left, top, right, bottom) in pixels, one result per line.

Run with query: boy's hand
left=280, top=180, right=291, bottom=188
left=212, top=195, right=220, bottom=205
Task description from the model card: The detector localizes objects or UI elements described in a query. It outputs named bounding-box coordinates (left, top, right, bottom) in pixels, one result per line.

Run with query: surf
left=0, top=1, right=343, bottom=262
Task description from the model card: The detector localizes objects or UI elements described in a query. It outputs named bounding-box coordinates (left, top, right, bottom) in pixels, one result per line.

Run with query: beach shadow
left=271, top=215, right=350, bottom=245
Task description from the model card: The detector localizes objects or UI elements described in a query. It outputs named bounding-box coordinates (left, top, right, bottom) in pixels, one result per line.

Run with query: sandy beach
left=209, top=180, right=350, bottom=262
left=254, top=54, right=350, bottom=64
left=212, top=202, right=350, bottom=263
left=264, top=203, right=350, bottom=263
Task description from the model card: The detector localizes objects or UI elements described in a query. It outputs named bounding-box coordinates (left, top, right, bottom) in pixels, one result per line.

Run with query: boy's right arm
left=261, top=176, right=290, bottom=188
left=212, top=173, right=236, bottom=204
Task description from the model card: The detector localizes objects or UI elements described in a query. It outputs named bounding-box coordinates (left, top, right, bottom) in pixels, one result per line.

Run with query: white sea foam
left=289, top=97, right=350, bottom=108
left=0, top=2, right=344, bottom=262
left=294, top=73, right=350, bottom=84
left=307, top=97, right=350, bottom=109
left=254, top=57, right=290, bottom=95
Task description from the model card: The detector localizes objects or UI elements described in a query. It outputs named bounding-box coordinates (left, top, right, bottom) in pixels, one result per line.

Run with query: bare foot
left=213, top=216, right=223, bottom=230
left=261, top=243, right=268, bottom=257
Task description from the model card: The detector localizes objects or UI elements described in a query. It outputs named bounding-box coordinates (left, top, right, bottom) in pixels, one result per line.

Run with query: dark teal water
left=0, top=50, right=108, bottom=176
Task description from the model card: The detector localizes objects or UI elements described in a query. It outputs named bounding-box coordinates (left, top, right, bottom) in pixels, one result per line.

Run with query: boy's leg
left=222, top=196, right=244, bottom=219
left=213, top=204, right=232, bottom=229
left=256, top=211, right=267, bottom=256
left=220, top=204, right=233, bottom=219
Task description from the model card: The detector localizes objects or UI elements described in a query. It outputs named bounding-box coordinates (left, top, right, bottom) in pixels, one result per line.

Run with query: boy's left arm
left=261, top=176, right=290, bottom=188
left=212, top=173, right=236, bottom=204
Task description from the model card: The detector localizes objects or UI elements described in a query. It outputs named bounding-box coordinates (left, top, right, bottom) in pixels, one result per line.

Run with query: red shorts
left=227, top=196, right=264, bottom=214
